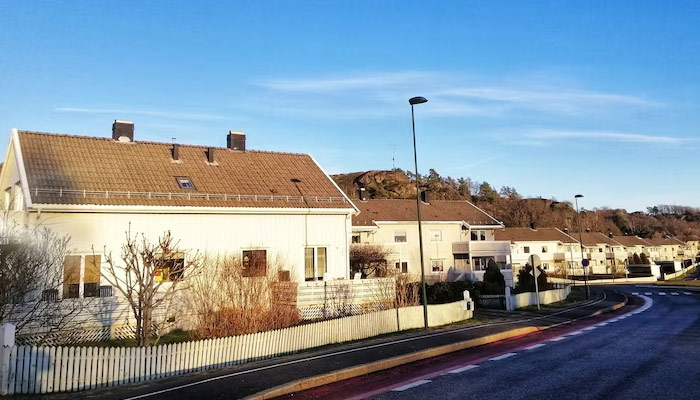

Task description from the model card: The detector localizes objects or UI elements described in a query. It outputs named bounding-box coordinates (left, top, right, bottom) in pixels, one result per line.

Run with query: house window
left=542, top=246, right=548, bottom=253
left=63, top=254, right=101, bottom=299
left=395, top=261, right=408, bottom=273
left=63, top=255, right=81, bottom=299
left=430, top=230, right=443, bottom=242
left=480, top=230, right=486, bottom=241
left=155, top=252, right=185, bottom=282
left=470, top=231, right=478, bottom=241
left=242, top=250, right=267, bottom=277
left=599, top=248, right=604, bottom=253
left=524, top=246, right=530, bottom=254
left=83, top=255, right=101, bottom=297
left=454, top=253, right=470, bottom=269
left=542, top=262, right=550, bottom=270
left=431, top=260, right=444, bottom=272
left=394, top=231, right=407, bottom=243
left=305, top=247, right=327, bottom=281
left=175, top=176, right=195, bottom=189
left=352, top=234, right=360, bottom=244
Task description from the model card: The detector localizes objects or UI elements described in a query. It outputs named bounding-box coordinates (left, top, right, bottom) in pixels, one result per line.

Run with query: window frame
left=431, top=259, right=444, bottom=273
left=242, top=249, right=268, bottom=277
left=62, top=253, right=102, bottom=299
left=155, top=252, right=186, bottom=283
left=394, top=261, right=409, bottom=274
left=393, top=230, right=407, bottom=243
left=429, top=230, right=443, bottom=242
left=175, top=176, right=196, bottom=190
left=305, top=246, right=328, bottom=281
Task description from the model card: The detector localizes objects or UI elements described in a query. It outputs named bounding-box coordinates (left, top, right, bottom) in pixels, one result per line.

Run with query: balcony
left=452, top=240, right=511, bottom=256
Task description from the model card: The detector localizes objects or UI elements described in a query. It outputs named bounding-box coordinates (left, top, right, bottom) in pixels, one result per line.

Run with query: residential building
left=646, top=237, right=688, bottom=262
left=494, top=226, right=582, bottom=276
left=576, top=232, right=628, bottom=274
left=0, top=122, right=358, bottom=336
left=612, top=235, right=652, bottom=262
left=351, top=195, right=512, bottom=284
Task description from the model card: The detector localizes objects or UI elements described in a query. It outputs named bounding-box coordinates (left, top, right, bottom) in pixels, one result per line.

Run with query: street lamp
left=574, top=194, right=590, bottom=300
left=409, top=96, right=429, bottom=329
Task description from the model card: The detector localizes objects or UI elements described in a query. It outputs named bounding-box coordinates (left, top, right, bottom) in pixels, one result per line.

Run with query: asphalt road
left=297, top=286, right=700, bottom=400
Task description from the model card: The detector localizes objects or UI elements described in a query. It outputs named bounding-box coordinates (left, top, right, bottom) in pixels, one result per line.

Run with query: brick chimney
left=421, top=190, right=430, bottom=204
left=227, top=131, right=246, bottom=151
left=112, top=120, right=134, bottom=142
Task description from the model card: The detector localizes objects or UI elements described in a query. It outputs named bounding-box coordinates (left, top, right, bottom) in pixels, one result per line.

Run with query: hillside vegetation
left=332, top=169, right=700, bottom=240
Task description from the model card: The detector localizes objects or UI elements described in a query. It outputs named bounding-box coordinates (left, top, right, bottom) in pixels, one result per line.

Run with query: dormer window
left=176, top=177, right=195, bottom=190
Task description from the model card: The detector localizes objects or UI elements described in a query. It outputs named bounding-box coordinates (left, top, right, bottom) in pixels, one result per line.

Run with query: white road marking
left=671, top=292, right=679, bottom=296
left=549, top=337, right=566, bottom=342
left=645, top=292, right=652, bottom=295
left=582, top=326, right=596, bottom=331
left=392, top=380, right=432, bottom=391
left=659, top=292, right=666, bottom=296
left=490, top=353, right=517, bottom=361
left=448, top=365, right=479, bottom=374
left=632, top=292, right=639, bottom=295
left=596, top=322, right=609, bottom=326
left=523, top=343, right=546, bottom=350
left=567, top=330, right=584, bottom=335
left=684, top=292, right=692, bottom=295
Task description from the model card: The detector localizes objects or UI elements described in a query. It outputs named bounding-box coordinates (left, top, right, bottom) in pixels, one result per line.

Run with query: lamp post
left=409, top=96, right=429, bottom=329
left=575, top=194, right=590, bottom=300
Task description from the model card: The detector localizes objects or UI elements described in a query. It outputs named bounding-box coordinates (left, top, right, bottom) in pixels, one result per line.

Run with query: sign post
left=528, top=255, right=541, bottom=310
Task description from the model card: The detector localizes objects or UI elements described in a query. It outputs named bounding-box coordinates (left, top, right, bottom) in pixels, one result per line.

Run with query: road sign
left=528, top=267, right=542, bottom=277
left=582, top=259, right=590, bottom=267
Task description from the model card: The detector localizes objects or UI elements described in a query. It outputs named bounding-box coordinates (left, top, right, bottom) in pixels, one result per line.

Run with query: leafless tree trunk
left=101, top=228, right=201, bottom=346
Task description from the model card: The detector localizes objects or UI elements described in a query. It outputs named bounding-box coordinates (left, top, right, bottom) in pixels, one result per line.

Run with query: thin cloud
left=55, top=107, right=230, bottom=121
left=526, top=130, right=683, bottom=144
left=256, top=71, right=436, bottom=92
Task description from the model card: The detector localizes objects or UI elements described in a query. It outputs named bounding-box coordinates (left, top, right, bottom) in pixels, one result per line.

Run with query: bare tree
left=0, top=219, right=89, bottom=342
left=350, top=244, right=390, bottom=278
left=186, top=253, right=300, bottom=338
left=101, top=229, right=201, bottom=346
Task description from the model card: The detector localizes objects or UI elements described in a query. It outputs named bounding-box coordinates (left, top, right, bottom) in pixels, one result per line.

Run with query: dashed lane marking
left=549, top=337, right=566, bottom=342
left=582, top=326, right=596, bottom=331
left=684, top=292, right=692, bottom=295
left=632, top=292, right=639, bottom=295
left=524, top=343, right=546, bottom=351
left=490, top=353, right=517, bottom=361
left=659, top=292, right=666, bottom=296
left=645, top=292, right=653, bottom=295
left=671, top=292, right=679, bottom=296
left=567, top=330, right=584, bottom=335
left=596, top=322, right=609, bottom=326
left=392, top=380, right=432, bottom=392
left=448, top=365, right=479, bottom=374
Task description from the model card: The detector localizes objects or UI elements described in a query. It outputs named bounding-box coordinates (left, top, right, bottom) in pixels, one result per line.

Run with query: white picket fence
left=0, top=298, right=475, bottom=396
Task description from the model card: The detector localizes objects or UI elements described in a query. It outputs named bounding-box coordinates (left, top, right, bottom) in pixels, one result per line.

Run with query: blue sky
left=2, top=1, right=700, bottom=211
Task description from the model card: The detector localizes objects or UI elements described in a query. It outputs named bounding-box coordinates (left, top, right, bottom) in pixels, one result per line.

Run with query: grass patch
left=656, top=280, right=700, bottom=287
left=667, top=266, right=697, bottom=281
left=73, top=329, right=194, bottom=348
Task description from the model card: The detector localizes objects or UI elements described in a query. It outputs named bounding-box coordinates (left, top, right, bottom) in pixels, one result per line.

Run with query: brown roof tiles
left=494, top=227, right=578, bottom=243
left=352, top=199, right=502, bottom=226
left=17, top=131, right=354, bottom=209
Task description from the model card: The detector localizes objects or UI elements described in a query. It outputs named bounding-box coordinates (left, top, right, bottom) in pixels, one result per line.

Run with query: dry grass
left=187, top=254, right=300, bottom=339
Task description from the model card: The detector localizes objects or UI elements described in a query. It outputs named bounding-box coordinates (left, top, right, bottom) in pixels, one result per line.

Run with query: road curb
left=244, top=294, right=628, bottom=400
left=243, top=326, right=538, bottom=400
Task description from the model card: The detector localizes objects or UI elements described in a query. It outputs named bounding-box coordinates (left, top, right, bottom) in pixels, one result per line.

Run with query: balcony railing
left=452, top=240, right=511, bottom=255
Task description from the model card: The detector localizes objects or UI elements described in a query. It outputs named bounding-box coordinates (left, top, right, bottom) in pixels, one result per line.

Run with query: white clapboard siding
left=1, top=301, right=471, bottom=396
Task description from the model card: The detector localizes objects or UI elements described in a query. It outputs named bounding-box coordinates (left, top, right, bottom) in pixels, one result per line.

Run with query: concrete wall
left=506, top=285, right=571, bottom=310
left=397, top=300, right=473, bottom=330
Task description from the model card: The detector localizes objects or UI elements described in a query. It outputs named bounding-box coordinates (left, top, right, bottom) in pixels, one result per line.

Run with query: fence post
left=1, top=323, right=16, bottom=395
left=505, top=287, right=513, bottom=311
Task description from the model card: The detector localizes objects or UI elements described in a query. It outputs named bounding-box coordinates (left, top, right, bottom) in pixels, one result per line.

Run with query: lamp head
left=409, top=96, right=428, bottom=105
left=575, top=194, right=584, bottom=199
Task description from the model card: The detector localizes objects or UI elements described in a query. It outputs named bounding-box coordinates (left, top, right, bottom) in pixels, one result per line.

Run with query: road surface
left=287, top=286, right=700, bottom=400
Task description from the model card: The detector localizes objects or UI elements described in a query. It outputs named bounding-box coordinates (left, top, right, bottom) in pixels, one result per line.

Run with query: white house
left=351, top=193, right=513, bottom=284
left=0, top=121, right=359, bottom=338
left=494, top=226, right=582, bottom=276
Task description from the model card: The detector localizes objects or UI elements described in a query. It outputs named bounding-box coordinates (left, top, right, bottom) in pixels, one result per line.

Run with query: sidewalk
left=35, top=287, right=627, bottom=400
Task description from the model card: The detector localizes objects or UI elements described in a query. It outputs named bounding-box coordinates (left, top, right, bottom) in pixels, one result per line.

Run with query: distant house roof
left=352, top=199, right=502, bottom=227
left=15, top=130, right=354, bottom=210
left=494, top=227, right=578, bottom=243
left=577, top=232, right=621, bottom=246
left=612, top=235, right=651, bottom=247
left=646, top=237, right=686, bottom=246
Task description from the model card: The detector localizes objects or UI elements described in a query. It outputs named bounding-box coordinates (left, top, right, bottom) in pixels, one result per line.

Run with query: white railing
left=0, top=300, right=472, bottom=396
left=31, top=188, right=349, bottom=205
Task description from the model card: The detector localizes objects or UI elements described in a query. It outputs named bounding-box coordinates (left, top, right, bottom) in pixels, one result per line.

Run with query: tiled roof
left=612, top=235, right=651, bottom=247
left=577, top=232, right=621, bottom=246
left=352, top=199, right=502, bottom=226
left=494, top=227, right=578, bottom=243
left=646, top=237, right=686, bottom=246
left=17, top=131, right=354, bottom=209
